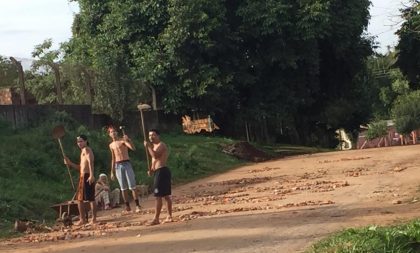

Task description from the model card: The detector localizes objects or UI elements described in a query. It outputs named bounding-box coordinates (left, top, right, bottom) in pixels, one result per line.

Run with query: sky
left=0, top=0, right=406, bottom=59
left=368, top=0, right=405, bottom=54
left=0, top=0, right=78, bottom=59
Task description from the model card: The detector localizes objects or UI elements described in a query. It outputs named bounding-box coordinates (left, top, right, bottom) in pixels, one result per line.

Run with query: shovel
left=52, top=125, right=76, bottom=191
left=137, top=103, right=152, bottom=173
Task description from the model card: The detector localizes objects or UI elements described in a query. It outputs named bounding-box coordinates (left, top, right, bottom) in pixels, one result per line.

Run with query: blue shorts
left=115, top=160, right=137, bottom=191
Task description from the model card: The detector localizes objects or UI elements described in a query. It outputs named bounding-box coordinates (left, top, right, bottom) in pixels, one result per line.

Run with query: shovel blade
left=52, top=125, right=65, bottom=139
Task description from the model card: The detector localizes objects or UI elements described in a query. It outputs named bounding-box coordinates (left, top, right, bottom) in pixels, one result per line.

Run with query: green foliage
left=363, top=52, right=412, bottom=119
left=25, top=73, right=57, bottom=104
left=27, top=39, right=64, bottom=104
left=0, top=56, right=18, bottom=88
left=392, top=90, right=420, bottom=134
left=365, top=120, right=388, bottom=140
left=173, top=145, right=199, bottom=175
left=397, top=1, right=420, bottom=88
left=31, top=39, right=61, bottom=70
left=165, top=135, right=241, bottom=183
left=64, top=0, right=373, bottom=146
left=306, top=220, right=420, bottom=253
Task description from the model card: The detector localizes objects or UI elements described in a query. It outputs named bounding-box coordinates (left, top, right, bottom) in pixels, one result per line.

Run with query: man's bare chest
left=111, top=141, right=126, bottom=151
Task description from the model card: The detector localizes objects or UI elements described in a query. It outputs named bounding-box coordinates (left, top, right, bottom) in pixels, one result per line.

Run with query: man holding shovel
left=108, top=126, right=141, bottom=213
left=63, top=134, right=97, bottom=225
left=144, top=129, right=173, bottom=225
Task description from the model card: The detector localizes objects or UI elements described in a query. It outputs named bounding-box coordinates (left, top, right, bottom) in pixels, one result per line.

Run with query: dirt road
left=2, top=145, right=420, bottom=253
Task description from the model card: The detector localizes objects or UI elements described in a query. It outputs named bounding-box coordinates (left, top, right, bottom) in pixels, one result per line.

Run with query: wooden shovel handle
left=140, top=109, right=151, bottom=172
left=57, top=138, right=76, bottom=191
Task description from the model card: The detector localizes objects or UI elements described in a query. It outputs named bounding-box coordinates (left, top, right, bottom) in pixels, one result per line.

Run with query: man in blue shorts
left=109, top=127, right=141, bottom=213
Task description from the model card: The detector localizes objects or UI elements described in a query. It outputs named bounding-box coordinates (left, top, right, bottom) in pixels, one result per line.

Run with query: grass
left=259, top=143, right=330, bottom=157
left=306, top=221, right=420, bottom=253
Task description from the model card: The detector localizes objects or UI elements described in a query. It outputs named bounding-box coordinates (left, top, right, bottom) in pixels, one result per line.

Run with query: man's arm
left=86, top=148, right=95, bottom=184
left=123, top=135, right=136, bottom=151
left=110, top=146, right=116, bottom=181
left=64, top=156, right=80, bottom=170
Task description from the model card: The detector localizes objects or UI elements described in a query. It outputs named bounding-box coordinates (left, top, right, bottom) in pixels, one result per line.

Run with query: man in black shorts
left=144, top=129, right=172, bottom=225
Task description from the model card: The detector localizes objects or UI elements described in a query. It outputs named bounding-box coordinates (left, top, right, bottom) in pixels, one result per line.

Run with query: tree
left=66, top=0, right=373, bottom=146
left=396, top=1, right=420, bottom=88
left=360, top=52, right=411, bottom=120
left=0, top=56, right=18, bottom=88
left=392, top=90, right=420, bottom=134
left=31, top=39, right=64, bottom=104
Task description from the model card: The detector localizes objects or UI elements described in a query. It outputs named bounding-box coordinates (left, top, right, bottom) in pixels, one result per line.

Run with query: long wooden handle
left=58, top=138, right=76, bottom=191
left=140, top=109, right=151, bottom=171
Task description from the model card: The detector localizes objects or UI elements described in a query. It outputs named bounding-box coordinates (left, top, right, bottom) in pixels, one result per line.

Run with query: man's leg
left=125, top=163, right=140, bottom=211
left=154, top=197, right=163, bottom=222
left=76, top=201, right=86, bottom=225
left=90, top=201, right=97, bottom=223
left=131, top=189, right=141, bottom=212
left=122, top=190, right=131, bottom=211
left=164, top=195, right=173, bottom=221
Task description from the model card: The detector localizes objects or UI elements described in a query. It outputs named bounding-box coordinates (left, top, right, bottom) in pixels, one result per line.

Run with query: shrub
left=392, top=90, right=420, bottom=134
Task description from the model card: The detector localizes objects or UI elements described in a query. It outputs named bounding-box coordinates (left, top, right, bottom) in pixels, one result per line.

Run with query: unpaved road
left=2, top=145, right=420, bottom=253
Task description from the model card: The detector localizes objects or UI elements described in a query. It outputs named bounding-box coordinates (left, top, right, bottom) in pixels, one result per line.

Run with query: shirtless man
left=108, top=127, right=141, bottom=213
left=64, top=134, right=97, bottom=225
left=144, top=129, right=172, bottom=225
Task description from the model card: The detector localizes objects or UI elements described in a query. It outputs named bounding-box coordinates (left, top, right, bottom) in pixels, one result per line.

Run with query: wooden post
left=245, top=121, right=250, bottom=142
left=47, top=62, right=63, bottom=104
left=360, top=139, right=368, bottom=149
left=9, top=57, right=26, bottom=105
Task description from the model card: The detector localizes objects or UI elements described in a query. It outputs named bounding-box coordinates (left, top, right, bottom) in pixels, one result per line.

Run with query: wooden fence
left=0, top=105, right=92, bottom=129
left=0, top=105, right=182, bottom=135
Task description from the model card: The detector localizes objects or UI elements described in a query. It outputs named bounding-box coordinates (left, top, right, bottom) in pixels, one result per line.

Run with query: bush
left=307, top=220, right=420, bottom=253
left=365, top=120, right=388, bottom=140
left=392, top=90, right=420, bottom=134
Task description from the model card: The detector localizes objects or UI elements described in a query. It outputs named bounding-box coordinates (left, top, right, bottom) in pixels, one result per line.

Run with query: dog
left=136, top=184, right=150, bottom=200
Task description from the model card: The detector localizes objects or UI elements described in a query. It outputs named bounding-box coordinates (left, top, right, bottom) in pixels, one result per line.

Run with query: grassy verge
left=306, top=221, right=420, bottom=253
left=259, top=143, right=330, bottom=157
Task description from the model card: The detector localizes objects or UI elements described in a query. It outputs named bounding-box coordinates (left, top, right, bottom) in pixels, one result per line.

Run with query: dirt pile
left=222, top=141, right=272, bottom=162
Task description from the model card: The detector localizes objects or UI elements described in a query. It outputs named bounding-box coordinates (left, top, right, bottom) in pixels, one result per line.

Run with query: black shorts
left=76, top=173, right=95, bottom=202
left=153, top=167, right=171, bottom=197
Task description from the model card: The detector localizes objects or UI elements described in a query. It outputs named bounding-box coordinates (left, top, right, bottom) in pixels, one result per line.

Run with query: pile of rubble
left=222, top=141, right=272, bottom=162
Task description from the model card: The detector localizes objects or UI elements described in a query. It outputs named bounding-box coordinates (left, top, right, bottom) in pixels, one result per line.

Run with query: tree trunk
left=81, top=68, right=94, bottom=105
left=262, top=116, right=269, bottom=143
left=148, top=84, right=157, bottom=110
left=48, top=62, right=63, bottom=104
left=377, top=137, right=383, bottom=147
left=245, top=121, right=250, bottom=142
left=360, top=139, right=367, bottom=149
left=9, top=57, right=26, bottom=105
